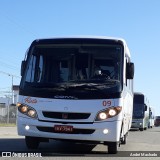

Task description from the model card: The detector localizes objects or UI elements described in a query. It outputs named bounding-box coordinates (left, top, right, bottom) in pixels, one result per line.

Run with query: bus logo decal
left=24, top=97, right=37, bottom=104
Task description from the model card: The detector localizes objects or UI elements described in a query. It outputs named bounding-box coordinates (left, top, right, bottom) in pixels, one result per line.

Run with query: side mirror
left=145, top=105, right=147, bottom=111
left=21, top=60, right=26, bottom=76
left=126, top=62, right=134, bottom=79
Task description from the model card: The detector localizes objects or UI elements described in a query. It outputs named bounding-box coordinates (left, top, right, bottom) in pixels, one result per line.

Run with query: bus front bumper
left=17, top=116, right=121, bottom=143
left=131, top=120, right=143, bottom=128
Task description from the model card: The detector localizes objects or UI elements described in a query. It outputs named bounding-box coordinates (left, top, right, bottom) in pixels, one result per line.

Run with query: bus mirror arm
left=21, top=60, right=26, bottom=76
left=126, top=62, right=134, bottom=79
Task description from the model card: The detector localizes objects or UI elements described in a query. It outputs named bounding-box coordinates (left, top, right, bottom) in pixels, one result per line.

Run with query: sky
left=0, top=0, right=160, bottom=115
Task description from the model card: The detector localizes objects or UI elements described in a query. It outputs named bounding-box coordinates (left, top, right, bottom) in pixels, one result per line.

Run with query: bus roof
left=30, top=36, right=131, bottom=57
left=134, top=92, right=145, bottom=96
left=134, top=92, right=150, bottom=106
left=34, top=36, right=127, bottom=42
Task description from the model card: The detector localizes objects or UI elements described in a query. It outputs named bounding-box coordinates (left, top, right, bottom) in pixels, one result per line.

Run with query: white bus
left=17, top=37, right=134, bottom=154
left=131, top=92, right=150, bottom=131
left=149, top=107, right=155, bottom=128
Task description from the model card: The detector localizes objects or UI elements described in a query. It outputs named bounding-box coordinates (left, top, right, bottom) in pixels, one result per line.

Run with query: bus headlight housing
left=99, top=112, right=107, bottom=120
left=95, top=106, right=122, bottom=121
left=17, top=103, right=38, bottom=119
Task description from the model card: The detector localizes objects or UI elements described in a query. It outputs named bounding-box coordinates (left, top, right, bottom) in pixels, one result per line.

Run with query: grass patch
left=0, top=123, right=16, bottom=127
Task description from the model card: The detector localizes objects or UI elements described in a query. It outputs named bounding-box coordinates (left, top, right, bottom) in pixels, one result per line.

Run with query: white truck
left=17, top=37, right=134, bottom=153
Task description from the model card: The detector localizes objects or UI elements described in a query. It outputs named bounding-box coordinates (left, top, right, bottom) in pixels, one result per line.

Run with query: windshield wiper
left=25, top=79, right=119, bottom=91
left=69, top=79, right=119, bottom=84
left=65, top=82, right=117, bottom=92
left=25, top=82, right=67, bottom=90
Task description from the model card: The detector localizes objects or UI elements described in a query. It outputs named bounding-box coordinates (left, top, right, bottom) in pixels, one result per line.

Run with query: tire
left=121, top=134, right=127, bottom=145
left=148, top=123, right=150, bottom=129
left=108, top=142, right=118, bottom=154
left=139, top=128, right=144, bottom=131
left=120, top=123, right=127, bottom=145
left=25, top=136, right=40, bottom=149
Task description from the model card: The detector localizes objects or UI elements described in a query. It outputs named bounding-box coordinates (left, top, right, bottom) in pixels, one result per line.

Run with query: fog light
left=103, top=129, right=109, bottom=134
left=25, top=125, right=30, bottom=130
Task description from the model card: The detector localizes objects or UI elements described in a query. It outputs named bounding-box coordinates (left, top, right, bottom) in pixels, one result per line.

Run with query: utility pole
left=0, top=70, right=20, bottom=104
left=7, top=96, right=10, bottom=124
left=10, top=74, right=14, bottom=104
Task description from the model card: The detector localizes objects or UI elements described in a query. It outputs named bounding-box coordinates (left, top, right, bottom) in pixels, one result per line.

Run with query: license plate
left=54, top=125, right=73, bottom=133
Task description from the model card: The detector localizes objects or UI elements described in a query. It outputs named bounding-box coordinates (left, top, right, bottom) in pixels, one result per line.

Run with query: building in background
left=0, top=85, right=19, bottom=123
left=12, top=85, right=19, bottom=104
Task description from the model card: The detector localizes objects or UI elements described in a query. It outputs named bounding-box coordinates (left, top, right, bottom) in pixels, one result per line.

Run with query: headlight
left=28, top=109, right=37, bottom=118
left=108, top=109, right=117, bottom=116
left=99, top=112, right=108, bottom=120
left=95, top=106, right=122, bottom=121
left=17, top=103, right=38, bottom=119
left=20, top=106, right=28, bottom=113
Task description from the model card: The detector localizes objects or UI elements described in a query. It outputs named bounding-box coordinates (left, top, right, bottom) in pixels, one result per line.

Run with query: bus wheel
left=139, top=128, right=144, bottom=131
left=25, top=136, right=40, bottom=149
left=121, top=134, right=127, bottom=144
left=108, top=142, right=118, bottom=154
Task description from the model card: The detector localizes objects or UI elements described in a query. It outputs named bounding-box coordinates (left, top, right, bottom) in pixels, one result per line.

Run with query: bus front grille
left=42, top=111, right=91, bottom=120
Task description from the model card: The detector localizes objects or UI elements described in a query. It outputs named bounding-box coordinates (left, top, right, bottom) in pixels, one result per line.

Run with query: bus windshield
left=133, top=104, right=145, bottom=118
left=21, top=44, right=123, bottom=99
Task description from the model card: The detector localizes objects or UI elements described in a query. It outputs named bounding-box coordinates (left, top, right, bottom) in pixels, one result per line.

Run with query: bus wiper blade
left=25, top=82, right=67, bottom=90
left=66, top=83, right=109, bottom=90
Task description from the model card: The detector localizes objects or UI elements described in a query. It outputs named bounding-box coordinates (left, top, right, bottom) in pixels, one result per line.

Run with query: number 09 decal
left=102, top=100, right=111, bottom=107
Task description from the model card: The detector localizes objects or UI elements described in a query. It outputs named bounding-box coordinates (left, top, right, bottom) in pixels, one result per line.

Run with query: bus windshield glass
left=133, top=104, right=145, bottom=118
left=21, top=44, right=123, bottom=98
